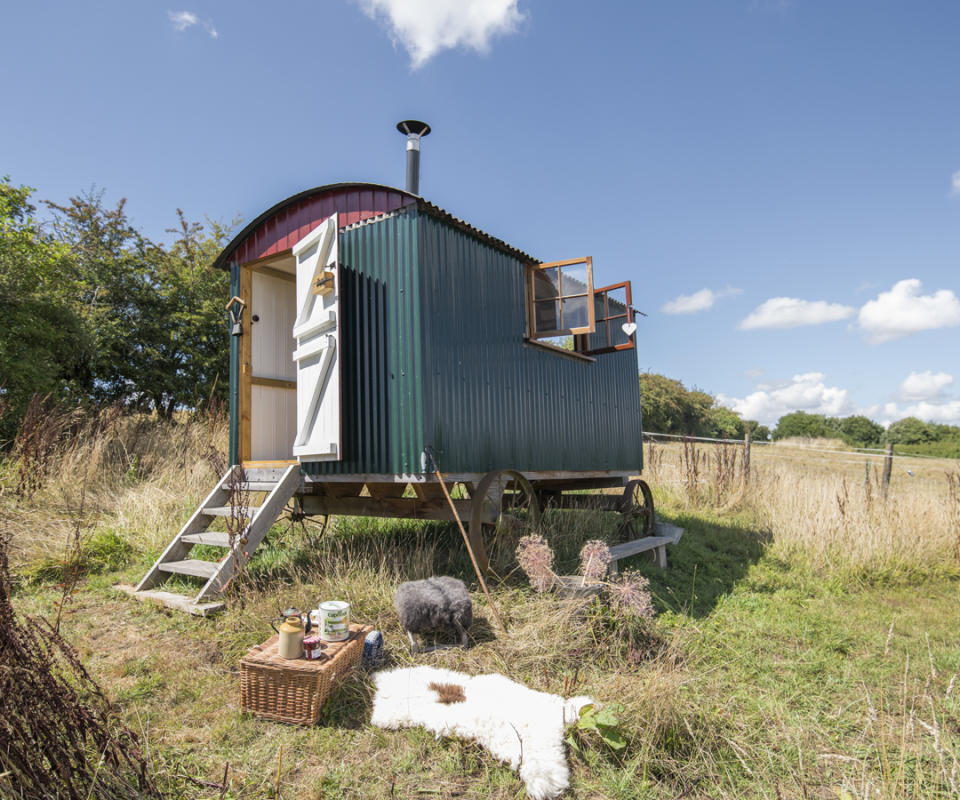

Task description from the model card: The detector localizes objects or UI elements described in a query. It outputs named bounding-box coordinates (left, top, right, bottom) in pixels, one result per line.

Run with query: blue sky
left=3, top=0, right=959, bottom=427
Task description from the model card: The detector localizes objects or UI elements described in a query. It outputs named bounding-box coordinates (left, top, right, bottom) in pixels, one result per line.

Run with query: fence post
left=864, top=459, right=870, bottom=487
left=743, top=431, right=751, bottom=486
left=881, top=442, right=894, bottom=499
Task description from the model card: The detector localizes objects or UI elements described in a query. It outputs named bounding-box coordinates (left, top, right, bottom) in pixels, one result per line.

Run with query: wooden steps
left=130, top=464, right=303, bottom=612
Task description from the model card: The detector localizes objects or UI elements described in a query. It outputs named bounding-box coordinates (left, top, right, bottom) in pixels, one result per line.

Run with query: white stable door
left=291, top=214, right=342, bottom=461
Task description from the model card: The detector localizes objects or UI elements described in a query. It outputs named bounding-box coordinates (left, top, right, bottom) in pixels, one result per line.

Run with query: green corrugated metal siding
left=302, top=210, right=426, bottom=476
left=417, top=214, right=644, bottom=475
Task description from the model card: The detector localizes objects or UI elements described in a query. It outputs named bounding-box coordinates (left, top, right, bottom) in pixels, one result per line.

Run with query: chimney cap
left=396, top=119, right=431, bottom=137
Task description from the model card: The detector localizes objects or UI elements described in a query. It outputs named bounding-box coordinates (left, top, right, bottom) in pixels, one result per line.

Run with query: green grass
left=9, top=493, right=960, bottom=799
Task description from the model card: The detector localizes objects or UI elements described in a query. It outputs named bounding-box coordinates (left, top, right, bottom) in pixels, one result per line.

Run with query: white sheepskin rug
left=370, top=666, right=592, bottom=799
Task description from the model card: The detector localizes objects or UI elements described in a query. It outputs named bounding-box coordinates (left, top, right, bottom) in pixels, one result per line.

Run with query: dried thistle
left=607, top=569, right=655, bottom=619
left=579, top=540, right=611, bottom=582
left=516, top=533, right=555, bottom=592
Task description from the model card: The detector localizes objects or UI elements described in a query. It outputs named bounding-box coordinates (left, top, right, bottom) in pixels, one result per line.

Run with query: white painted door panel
left=251, top=385, right=297, bottom=461
left=292, top=215, right=342, bottom=461
left=251, top=273, right=296, bottom=381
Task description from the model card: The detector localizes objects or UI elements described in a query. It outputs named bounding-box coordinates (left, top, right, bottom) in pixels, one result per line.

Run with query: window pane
left=534, top=299, right=560, bottom=332
left=561, top=295, right=589, bottom=329
left=561, top=262, right=589, bottom=295
left=533, top=267, right=559, bottom=300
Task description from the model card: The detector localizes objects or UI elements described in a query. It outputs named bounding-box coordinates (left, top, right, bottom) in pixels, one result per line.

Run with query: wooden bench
left=607, top=519, right=684, bottom=573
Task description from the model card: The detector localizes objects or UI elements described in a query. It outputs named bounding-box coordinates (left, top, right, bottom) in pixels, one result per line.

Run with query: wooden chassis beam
left=300, top=495, right=490, bottom=523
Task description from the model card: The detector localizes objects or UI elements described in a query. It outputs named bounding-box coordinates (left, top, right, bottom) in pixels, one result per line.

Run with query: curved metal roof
left=212, top=181, right=536, bottom=271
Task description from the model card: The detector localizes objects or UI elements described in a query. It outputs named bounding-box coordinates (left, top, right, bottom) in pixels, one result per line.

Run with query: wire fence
left=642, top=431, right=951, bottom=463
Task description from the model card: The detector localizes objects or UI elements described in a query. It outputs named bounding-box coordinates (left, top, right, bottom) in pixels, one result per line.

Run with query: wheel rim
left=469, top=469, right=541, bottom=575
left=617, top=479, right=654, bottom=541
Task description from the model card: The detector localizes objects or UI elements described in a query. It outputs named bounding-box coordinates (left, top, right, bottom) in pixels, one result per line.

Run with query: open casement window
left=527, top=257, right=596, bottom=338
left=577, top=281, right=637, bottom=355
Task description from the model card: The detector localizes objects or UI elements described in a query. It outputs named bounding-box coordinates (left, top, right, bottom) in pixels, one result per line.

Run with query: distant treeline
left=0, top=177, right=230, bottom=444
left=639, top=373, right=960, bottom=458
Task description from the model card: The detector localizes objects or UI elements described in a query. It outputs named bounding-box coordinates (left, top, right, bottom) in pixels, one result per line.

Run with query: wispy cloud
left=738, top=297, right=855, bottom=330
left=357, top=0, right=525, bottom=69
left=661, top=286, right=741, bottom=315
left=857, top=279, right=960, bottom=343
left=951, top=169, right=960, bottom=194
left=168, top=10, right=218, bottom=38
left=716, top=372, right=853, bottom=427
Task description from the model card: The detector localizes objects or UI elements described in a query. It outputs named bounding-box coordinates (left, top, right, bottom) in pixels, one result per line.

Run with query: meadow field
left=2, top=410, right=959, bottom=799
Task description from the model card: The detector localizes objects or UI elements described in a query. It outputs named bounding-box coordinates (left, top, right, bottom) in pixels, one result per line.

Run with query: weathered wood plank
left=158, top=559, right=219, bottom=579
left=115, top=584, right=224, bottom=616
left=203, top=506, right=259, bottom=518
left=300, top=495, right=482, bottom=523
left=180, top=532, right=232, bottom=547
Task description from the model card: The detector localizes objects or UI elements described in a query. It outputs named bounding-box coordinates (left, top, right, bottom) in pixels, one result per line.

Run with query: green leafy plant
left=566, top=703, right=627, bottom=754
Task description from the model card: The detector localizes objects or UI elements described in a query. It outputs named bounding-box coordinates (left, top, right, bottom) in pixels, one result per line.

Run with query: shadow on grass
left=619, top=513, right=772, bottom=618
left=239, top=508, right=771, bottom=621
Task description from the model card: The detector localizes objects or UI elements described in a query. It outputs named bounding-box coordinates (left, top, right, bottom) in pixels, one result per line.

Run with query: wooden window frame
left=581, top=280, right=636, bottom=356
left=526, top=257, right=596, bottom=339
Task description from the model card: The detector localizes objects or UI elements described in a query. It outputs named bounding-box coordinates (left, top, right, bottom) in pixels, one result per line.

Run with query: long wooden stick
left=433, top=470, right=507, bottom=633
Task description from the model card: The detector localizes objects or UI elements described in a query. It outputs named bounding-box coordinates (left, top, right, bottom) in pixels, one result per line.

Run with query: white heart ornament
left=621, top=322, right=637, bottom=336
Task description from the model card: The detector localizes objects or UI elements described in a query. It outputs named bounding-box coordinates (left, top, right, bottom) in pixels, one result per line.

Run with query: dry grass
left=644, top=437, right=960, bottom=575
left=2, top=408, right=226, bottom=567
left=2, top=413, right=959, bottom=798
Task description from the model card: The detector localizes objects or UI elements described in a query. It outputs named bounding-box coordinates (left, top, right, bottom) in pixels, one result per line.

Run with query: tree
left=0, top=178, right=90, bottom=443
left=839, top=415, right=884, bottom=447
left=773, top=411, right=838, bottom=440
left=742, top=419, right=771, bottom=441
left=47, top=194, right=230, bottom=416
left=706, top=406, right=745, bottom=439
left=638, top=373, right=690, bottom=434
left=886, top=417, right=933, bottom=445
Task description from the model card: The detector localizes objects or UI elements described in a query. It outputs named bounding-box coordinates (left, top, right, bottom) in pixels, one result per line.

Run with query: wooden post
left=743, top=432, right=751, bottom=486
left=864, top=459, right=870, bottom=487
left=881, top=443, right=893, bottom=499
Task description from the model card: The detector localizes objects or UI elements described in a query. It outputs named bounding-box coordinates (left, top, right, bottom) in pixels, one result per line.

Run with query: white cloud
left=898, top=370, right=954, bottom=401
left=168, top=10, right=218, bottom=38
left=661, top=286, right=741, bottom=314
left=716, top=372, right=853, bottom=426
left=857, top=279, right=960, bottom=343
left=952, top=169, right=960, bottom=194
left=862, top=400, right=960, bottom=427
left=357, top=0, right=525, bottom=68
left=738, top=297, right=855, bottom=330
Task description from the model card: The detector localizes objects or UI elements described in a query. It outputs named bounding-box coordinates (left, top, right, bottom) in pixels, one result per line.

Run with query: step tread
left=203, top=506, right=260, bottom=518
left=115, top=584, right=224, bottom=616
left=157, top=559, right=220, bottom=578
left=181, top=531, right=233, bottom=547
left=237, top=481, right=278, bottom=492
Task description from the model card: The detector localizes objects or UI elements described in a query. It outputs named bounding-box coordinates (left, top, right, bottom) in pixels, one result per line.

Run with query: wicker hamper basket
left=240, top=623, right=373, bottom=725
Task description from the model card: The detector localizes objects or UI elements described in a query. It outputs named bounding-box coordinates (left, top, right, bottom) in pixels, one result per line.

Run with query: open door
left=291, top=214, right=342, bottom=461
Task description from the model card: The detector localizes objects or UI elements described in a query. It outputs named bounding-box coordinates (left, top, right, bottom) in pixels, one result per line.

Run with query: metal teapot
left=272, top=607, right=312, bottom=635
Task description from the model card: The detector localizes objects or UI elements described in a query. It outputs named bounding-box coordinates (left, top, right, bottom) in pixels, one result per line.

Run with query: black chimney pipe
left=396, top=120, right=431, bottom=195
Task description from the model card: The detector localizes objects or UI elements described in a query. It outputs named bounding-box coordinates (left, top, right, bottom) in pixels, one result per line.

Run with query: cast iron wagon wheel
left=469, top=469, right=542, bottom=576
left=617, top=479, right=655, bottom=541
